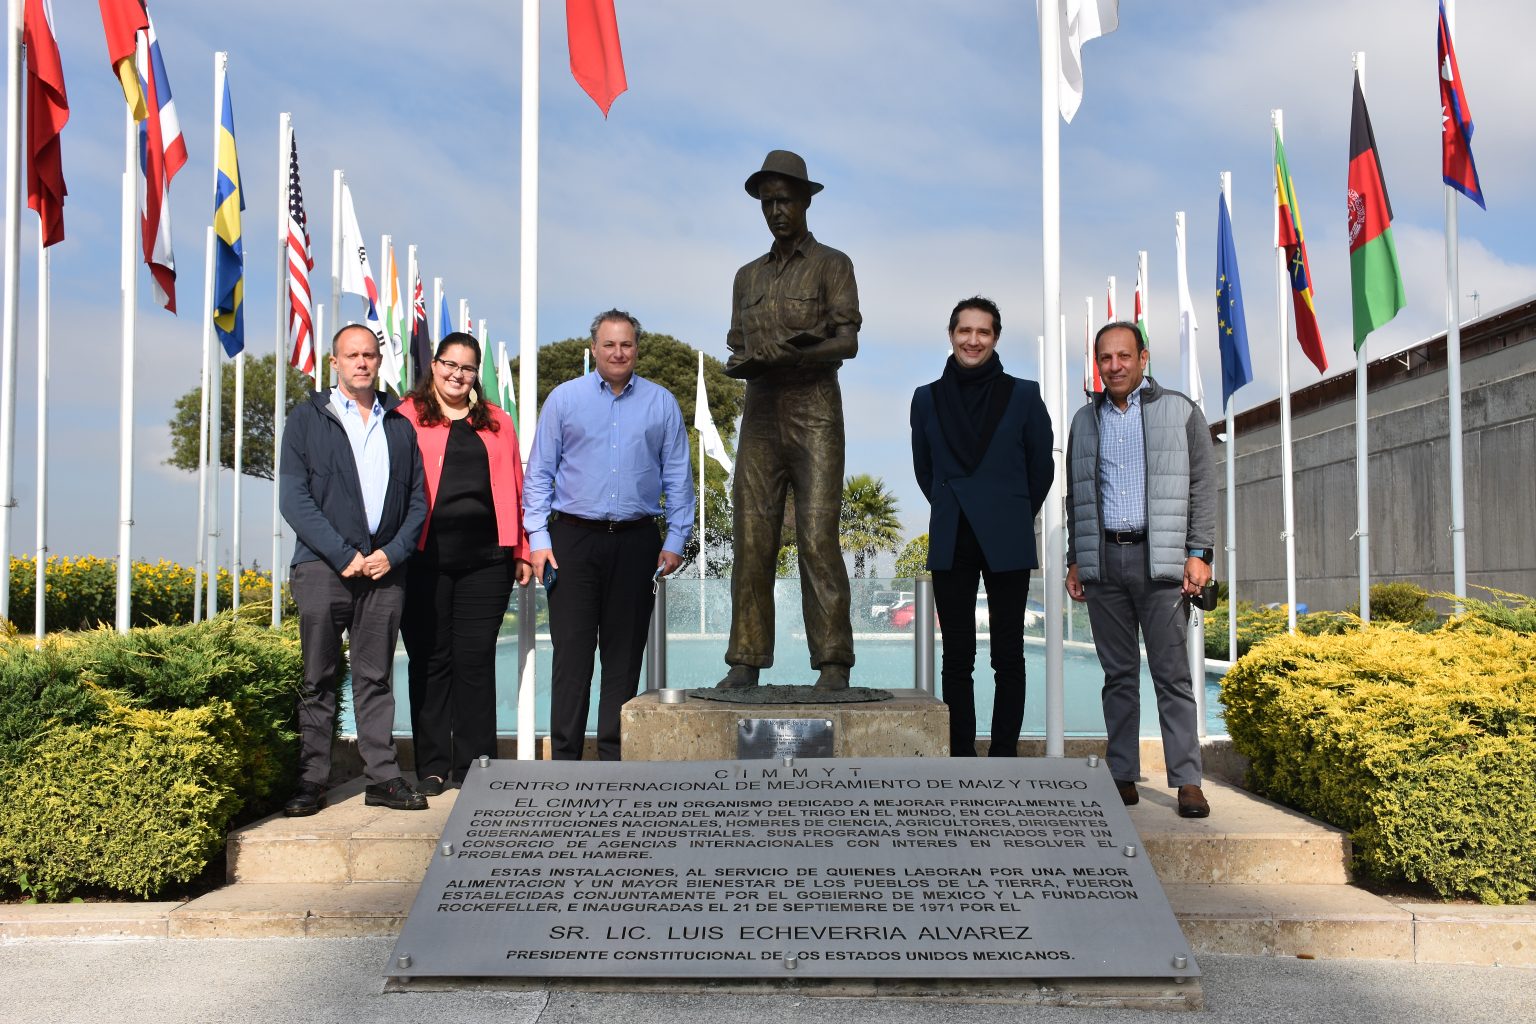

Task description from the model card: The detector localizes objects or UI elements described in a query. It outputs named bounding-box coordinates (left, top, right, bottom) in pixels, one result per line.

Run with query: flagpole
left=232, top=352, right=244, bottom=610
left=330, top=169, right=342, bottom=358
left=1353, top=53, right=1372, bottom=624
left=697, top=353, right=706, bottom=635
left=193, top=233, right=211, bottom=623
left=1137, top=248, right=1148, bottom=330
left=1220, top=171, right=1239, bottom=666
left=459, top=298, right=469, bottom=335
left=1443, top=1, right=1466, bottom=608
left=203, top=226, right=220, bottom=617
left=516, top=0, right=540, bottom=761
left=1272, top=109, right=1298, bottom=634
left=432, top=277, right=443, bottom=345
left=406, top=243, right=418, bottom=386
left=114, top=108, right=138, bottom=632
left=1176, top=209, right=1206, bottom=735
left=1039, top=0, right=1065, bottom=758
left=0, top=0, right=21, bottom=626
left=273, top=113, right=291, bottom=627
left=32, top=223, right=47, bottom=642
left=314, top=302, right=325, bottom=391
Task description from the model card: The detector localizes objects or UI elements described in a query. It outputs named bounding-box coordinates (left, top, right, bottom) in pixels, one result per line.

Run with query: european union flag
left=1215, top=191, right=1252, bottom=411
left=212, top=68, right=244, bottom=356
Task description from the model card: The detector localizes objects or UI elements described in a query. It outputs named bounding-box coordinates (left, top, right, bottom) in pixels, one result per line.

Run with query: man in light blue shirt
left=525, top=309, right=694, bottom=760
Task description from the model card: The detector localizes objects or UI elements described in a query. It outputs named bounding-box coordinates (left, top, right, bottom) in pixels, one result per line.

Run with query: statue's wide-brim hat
left=744, top=150, right=824, bottom=199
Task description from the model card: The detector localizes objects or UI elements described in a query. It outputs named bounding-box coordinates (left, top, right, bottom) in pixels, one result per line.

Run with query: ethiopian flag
left=1274, top=132, right=1327, bottom=374
left=1348, top=71, right=1405, bottom=352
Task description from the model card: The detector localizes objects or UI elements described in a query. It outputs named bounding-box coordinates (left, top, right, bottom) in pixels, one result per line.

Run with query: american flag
left=286, top=132, right=315, bottom=374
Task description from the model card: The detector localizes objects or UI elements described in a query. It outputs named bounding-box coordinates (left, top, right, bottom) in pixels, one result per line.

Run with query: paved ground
left=2, top=937, right=1531, bottom=1024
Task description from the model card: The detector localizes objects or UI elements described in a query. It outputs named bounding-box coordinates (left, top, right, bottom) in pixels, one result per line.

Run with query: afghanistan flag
left=1348, top=71, right=1405, bottom=353
left=1274, top=131, right=1327, bottom=374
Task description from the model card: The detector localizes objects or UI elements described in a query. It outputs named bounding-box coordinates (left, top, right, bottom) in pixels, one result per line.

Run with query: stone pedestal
left=620, top=688, right=949, bottom=761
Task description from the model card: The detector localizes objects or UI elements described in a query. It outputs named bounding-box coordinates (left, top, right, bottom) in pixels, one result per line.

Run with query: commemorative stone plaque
left=737, top=719, right=835, bottom=759
left=387, top=757, right=1197, bottom=981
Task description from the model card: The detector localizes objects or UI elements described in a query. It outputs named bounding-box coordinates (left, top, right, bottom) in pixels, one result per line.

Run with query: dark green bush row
left=0, top=617, right=308, bottom=900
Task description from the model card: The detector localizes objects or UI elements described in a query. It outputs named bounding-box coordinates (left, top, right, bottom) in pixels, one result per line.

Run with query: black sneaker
left=366, top=776, right=429, bottom=810
left=414, top=775, right=446, bottom=797
left=283, top=783, right=325, bottom=817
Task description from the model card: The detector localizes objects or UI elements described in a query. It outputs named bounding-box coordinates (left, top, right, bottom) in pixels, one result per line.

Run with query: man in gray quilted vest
left=1065, top=321, right=1217, bottom=818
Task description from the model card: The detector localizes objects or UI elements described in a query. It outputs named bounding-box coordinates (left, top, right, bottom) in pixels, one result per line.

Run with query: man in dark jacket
left=1065, top=322, right=1216, bottom=818
left=278, top=325, right=428, bottom=816
left=912, top=297, right=1054, bottom=756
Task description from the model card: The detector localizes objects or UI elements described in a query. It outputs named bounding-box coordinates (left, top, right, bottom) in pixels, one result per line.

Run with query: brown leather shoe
left=1115, top=780, right=1139, bottom=806
left=813, top=665, right=851, bottom=690
left=716, top=665, right=760, bottom=689
left=1177, top=784, right=1210, bottom=818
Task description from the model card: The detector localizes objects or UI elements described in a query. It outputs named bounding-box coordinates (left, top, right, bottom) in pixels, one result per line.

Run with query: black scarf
left=933, top=353, right=1014, bottom=475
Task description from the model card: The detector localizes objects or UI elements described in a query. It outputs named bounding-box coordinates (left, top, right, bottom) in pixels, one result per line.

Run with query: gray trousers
left=291, top=559, right=406, bottom=787
left=1083, top=541, right=1202, bottom=787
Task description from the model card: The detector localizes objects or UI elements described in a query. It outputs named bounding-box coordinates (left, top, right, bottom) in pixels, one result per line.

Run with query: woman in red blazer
left=398, top=333, right=531, bottom=793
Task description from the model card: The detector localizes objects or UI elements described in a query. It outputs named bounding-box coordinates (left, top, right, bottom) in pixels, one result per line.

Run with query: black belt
left=557, top=512, right=651, bottom=533
left=1104, top=529, right=1146, bottom=544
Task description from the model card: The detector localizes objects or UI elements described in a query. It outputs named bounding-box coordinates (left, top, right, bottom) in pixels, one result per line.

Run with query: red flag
left=24, top=0, right=68, bottom=247
left=567, top=0, right=627, bottom=117
left=1438, top=1, right=1484, bottom=209
left=97, top=0, right=148, bottom=119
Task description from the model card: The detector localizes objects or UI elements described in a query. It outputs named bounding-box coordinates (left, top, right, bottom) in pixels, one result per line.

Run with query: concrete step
left=227, top=774, right=1348, bottom=888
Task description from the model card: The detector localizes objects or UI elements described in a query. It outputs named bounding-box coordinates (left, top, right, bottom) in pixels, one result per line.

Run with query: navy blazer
left=911, top=376, right=1055, bottom=573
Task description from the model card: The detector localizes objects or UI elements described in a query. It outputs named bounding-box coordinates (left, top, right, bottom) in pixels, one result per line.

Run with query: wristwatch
left=1187, top=548, right=1213, bottom=564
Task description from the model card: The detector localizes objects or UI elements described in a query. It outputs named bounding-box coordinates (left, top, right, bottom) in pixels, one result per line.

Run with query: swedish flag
left=213, top=68, right=244, bottom=356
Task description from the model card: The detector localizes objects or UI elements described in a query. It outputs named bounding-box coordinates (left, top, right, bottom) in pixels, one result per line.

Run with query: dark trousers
left=547, top=517, right=661, bottom=761
left=400, top=555, right=515, bottom=783
left=1083, top=540, right=1202, bottom=787
left=290, top=559, right=406, bottom=787
left=932, top=517, right=1030, bottom=758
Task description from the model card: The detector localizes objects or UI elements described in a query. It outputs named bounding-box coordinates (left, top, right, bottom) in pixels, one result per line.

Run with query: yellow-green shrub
left=6, top=555, right=274, bottom=634
left=1222, top=623, right=1536, bottom=903
left=0, top=695, right=241, bottom=900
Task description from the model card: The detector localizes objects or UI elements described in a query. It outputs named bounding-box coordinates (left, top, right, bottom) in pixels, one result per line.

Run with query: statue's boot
left=813, top=665, right=851, bottom=691
left=716, top=665, right=761, bottom=689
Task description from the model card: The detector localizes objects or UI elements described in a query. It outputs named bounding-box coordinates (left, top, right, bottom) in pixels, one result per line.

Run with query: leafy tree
left=895, top=534, right=929, bottom=579
left=510, top=332, right=745, bottom=577
left=839, top=474, right=902, bottom=578
left=166, top=355, right=315, bottom=481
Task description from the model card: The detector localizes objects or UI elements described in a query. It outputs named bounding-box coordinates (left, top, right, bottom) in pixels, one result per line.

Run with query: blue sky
left=4, top=0, right=1532, bottom=567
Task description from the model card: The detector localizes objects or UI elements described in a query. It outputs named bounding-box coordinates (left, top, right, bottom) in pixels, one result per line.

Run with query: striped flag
left=381, top=242, right=406, bottom=393
left=480, top=331, right=500, bottom=405
left=496, top=341, right=516, bottom=421
left=1274, top=131, right=1326, bottom=374
left=1348, top=70, right=1405, bottom=351
left=135, top=13, right=186, bottom=313
left=1133, top=254, right=1148, bottom=346
left=212, top=67, right=243, bottom=356
left=24, top=0, right=69, bottom=247
left=567, top=0, right=627, bottom=116
left=285, top=132, right=315, bottom=374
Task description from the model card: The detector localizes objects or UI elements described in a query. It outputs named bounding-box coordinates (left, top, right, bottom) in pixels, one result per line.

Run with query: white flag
left=1175, top=212, right=1205, bottom=414
left=1042, top=0, right=1119, bottom=124
left=337, top=180, right=383, bottom=346
left=695, top=353, right=732, bottom=474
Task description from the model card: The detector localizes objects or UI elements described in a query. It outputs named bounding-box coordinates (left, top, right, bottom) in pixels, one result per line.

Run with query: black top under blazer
left=910, top=376, right=1056, bottom=574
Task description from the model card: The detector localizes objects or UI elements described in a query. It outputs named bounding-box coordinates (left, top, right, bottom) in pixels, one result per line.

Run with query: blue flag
left=438, top=292, right=452, bottom=341
left=1215, top=191, right=1252, bottom=411
left=212, top=68, right=244, bottom=356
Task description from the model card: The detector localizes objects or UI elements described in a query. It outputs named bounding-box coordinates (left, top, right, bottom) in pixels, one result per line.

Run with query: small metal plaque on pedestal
left=737, top=718, right=834, bottom=759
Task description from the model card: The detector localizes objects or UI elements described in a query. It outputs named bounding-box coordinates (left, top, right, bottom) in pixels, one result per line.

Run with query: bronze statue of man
left=717, top=150, right=861, bottom=691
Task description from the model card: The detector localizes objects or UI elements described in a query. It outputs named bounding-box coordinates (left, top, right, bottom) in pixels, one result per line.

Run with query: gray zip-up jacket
left=1066, top=377, right=1216, bottom=583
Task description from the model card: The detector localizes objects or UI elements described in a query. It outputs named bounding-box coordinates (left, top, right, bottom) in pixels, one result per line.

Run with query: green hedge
left=0, top=617, right=309, bottom=900
left=1221, top=621, right=1536, bottom=904
left=6, top=555, right=281, bottom=634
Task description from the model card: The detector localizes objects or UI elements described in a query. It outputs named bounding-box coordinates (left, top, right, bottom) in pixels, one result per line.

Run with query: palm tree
left=839, top=474, right=902, bottom=578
